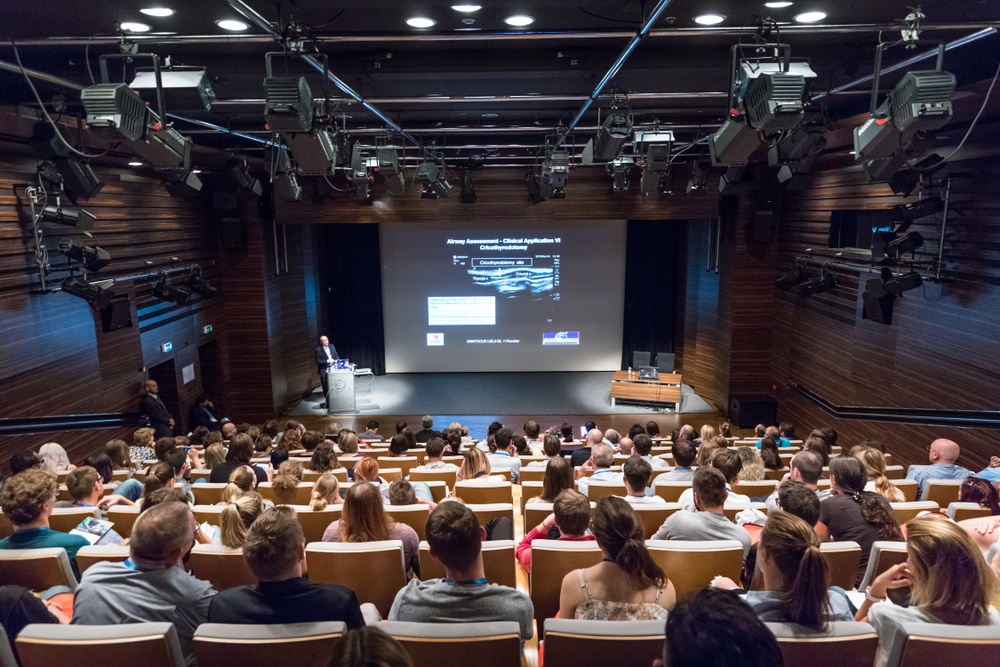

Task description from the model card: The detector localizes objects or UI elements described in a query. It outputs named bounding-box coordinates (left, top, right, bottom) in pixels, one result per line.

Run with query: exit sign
left=203, top=325, right=213, bottom=334
left=160, top=342, right=173, bottom=353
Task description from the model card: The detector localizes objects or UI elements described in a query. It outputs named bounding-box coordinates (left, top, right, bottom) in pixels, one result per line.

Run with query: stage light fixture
left=152, top=273, right=191, bottom=306
left=775, top=263, right=805, bottom=291
left=417, top=160, right=452, bottom=199
left=61, top=277, right=115, bottom=310
left=636, top=131, right=673, bottom=196
left=131, top=122, right=202, bottom=190
left=31, top=123, right=104, bottom=200
left=610, top=158, right=632, bottom=193
left=591, top=111, right=633, bottom=162
left=349, top=143, right=374, bottom=205
left=799, top=268, right=837, bottom=296
left=884, top=271, right=923, bottom=295
left=226, top=155, right=262, bottom=197
left=81, top=83, right=148, bottom=141
left=264, top=76, right=314, bottom=134
left=894, top=196, right=944, bottom=224
left=184, top=265, right=218, bottom=299
left=741, top=62, right=812, bottom=134
left=40, top=205, right=96, bottom=232
left=58, top=239, right=111, bottom=272
left=131, top=67, right=215, bottom=111
left=459, top=170, right=477, bottom=204
left=283, top=129, right=338, bottom=175
left=886, top=231, right=925, bottom=257
left=709, top=117, right=760, bottom=167
left=271, top=147, right=302, bottom=202
left=687, top=160, right=711, bottom=193
left=542, top=149, right=569, bottom=198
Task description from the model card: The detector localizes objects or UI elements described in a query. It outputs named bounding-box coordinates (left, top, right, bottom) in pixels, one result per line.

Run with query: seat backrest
left=543, top=619, right=666, bottom=667
left=632, top=504, right=682, bottom=541
left=409, top=468, right=458, bottom=487
left=0, top=548, right=78, bottom=592
left=302, top=468, right=349, bottom=483
left=652, top=482, right=691, bottom=503
left=381, top=621, right=521, bottom=667
left=923, top=479, right=966, bottom=507
left=888, top=621, right=1000, bottom=667
left=76, top=545, right=130, bottom=574
left=190, top=483, right=229, bottom=505
left=520, top=482, right=545, bottom=511
left=857, top=541, right=908, bottom=590
left=454, top=481, right=514, bottom=505
left=0, top=624, right=15, bottom=667
left=187, top=544, right=258, bottom=590
left=406, top=450, right=427, bottom=465
left=258, top=481, right=315, bottom=505
left=306, top=540, right=407, bottom=617
left=766, top=621, right=879, bottom=667
left=889, top=479, right=919, bottom=502
left=585, top=481, right=628, bottom=502
left=518, top=467, right=547, bottom=484
left=417, top=540, right=516, bottom=589
left=48, top=507, right=99, bottom=533
left=731, top=480, right=778, bottom=498
left=890, top=501, right=939, bottom=524
left=529, top=540, right=603, bottom=634
left=378, top=457, right=418, bottom=477
left=106, top=505, right=141, bottom=538
left=379, top=467, right=403, bottom=482
left=16, top=622, right=185, bottom=667
left=722, top=502, right=767, bottom=522
left=645, top=540, right=744, bottom=600
left=524, top=502, right=556, bottom=531
left=946, top=502, right=991, bottom=523
left=189, top=468, right=212, bottom=483
left=820, top=541, right=863, bottom=589
left=193, top=622, right=346, bottom=667
left=632, top=351, right=652, bottom=368
left=656, top=353, right=675, bottom=373
left=278, top=506, right=342, bottom=543
left=884, top=465, right=905, bottom=479
left=465, top=503, right=516, bottom=528
left=385, top=504, right=430, bottom=541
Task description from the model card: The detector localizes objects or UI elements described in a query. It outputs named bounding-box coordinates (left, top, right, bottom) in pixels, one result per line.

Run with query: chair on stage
left=656, top=353, right=675, bottom=374
left=543, top=619, right=666, bottom=667
left=632, top=351, right=652, bottom=369
left=380, top=621, right=521, bottom=667
left=193, top=622, right=347, bottom=667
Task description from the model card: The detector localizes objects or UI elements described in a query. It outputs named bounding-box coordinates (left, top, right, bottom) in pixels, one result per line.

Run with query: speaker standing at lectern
left=315, top=335, right=339, bottom=398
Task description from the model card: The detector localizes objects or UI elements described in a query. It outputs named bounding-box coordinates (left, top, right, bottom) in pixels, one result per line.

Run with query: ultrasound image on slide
left=459, top=255, right=560, bottom=301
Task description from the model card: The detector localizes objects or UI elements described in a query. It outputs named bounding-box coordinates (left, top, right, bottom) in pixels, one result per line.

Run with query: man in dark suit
left=314, top=335, right=338, bottom=398
left=413, top=415, right=441, bottom=444
left=187, top=393, right=222, bottom=432
left=141, top=379, right=174, bottom=439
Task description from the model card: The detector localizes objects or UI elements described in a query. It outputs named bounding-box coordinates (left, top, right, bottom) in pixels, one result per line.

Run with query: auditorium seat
left=16, top=622, right=185, bottom=667
left=57, top=483, right=120, bottom=502
left=306, top=540, right=407, bottom=617
left=385, top=504, right=430, bottom=540
left=454, top=481, right=513, bottom=505
left=722, top=502, right=767, bottom=522
left=378, top=467, right=404, bottom=482
left=543, top=619, right=666, bottom=667
left=189, top=468, right=212, bottom=483
left=380, top=621, right=521, bottom=667
left=922, top=479, right=966, bottom=508
left=409, top=468, right=458, bottom=487
left=466, top=503, right=516, bottom=528
left=765, top=468, right=790, bottom=481
left=0, top=625, right=15, bottom=667
left=529, top=540, right=602, bottom=634
left=302, top=468, right=349, bottom=483
left=107, top=505, right=140, bottom=538
left=337, top=456, right=364, bottom=470
left=279, top=505, right=341, bottom=543
left=731, top=480, right=778, bottom=498
left=47, top=507, right=99, bottom=533
left=520, top=482, right=545, bottom=510
left=378, top=456, right=419, bottom=477
left=191, top=483, right=229, bottom=505
left=418, top=540, right=516, bottom=588
left=193, top=622, right=347, bottom=667
left=423, top=481, right=449, bottom=503
left=192, top=504, right=225, bottom=527
left=632, top=504, right=682, bottom=540
left=0, top=548, right=78, bottom=591
left=518, top=467, right=547, bottom=484
left=946, top=501, right=991, bottom=523
left=766, top=621, right=879, bottom=667
left=583, top=481, right=628, bottom=502
left=858, top=541, right=908, bottom=591
left=885, top=465, right=906, bottom=479
left=820, top=541, right=863, bottom=590
left=405, top=449, right=427, bottom=465
left=652, top=481, right=691, bottom=503
left=110, top=470, right=131, bottom=483
left=76, top=545, right=130, bottom=573
left=258, top=481, right=314, bottom=505
left=188, top=544, right=258, bottom=590
left=889, top=479, right=919, bottom=502
left=647, top=468, right=673, bottom=485
left=886, top=622, right=1000, bottom=667
left=645, top=539, right=743, bottom=600
left=890, top=501, right=939, bottom=524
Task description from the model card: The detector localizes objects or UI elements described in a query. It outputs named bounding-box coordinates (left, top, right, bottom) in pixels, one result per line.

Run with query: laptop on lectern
left=638, top=365, right=659, bottom=380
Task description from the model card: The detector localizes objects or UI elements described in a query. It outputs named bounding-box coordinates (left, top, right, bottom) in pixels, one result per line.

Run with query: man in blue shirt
left=977, top=456, right=1000, bottom=484
left=756, top=425, right=790, bottom=448
left=906, top=438, right=973, bottom=501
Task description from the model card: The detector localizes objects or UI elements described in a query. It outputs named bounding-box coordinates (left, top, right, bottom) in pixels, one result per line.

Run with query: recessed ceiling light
left=694, top=14, right=726, bottom=25
left=140, top=7, right=175, bottom=17
left=216, top=19, right=249, bottom=31
left=764, top=2, right=794, bottom=7
left=406, top=17, right=437, bottom=28
left=128, top=160, right=144, bottom=167
left=504, top=15, right=535, bottom=27
left=120, top=22, right=152, bottom=33
left=451, top=4, right=482, bottom=11
left=482, top=113, right=498, bottom=118
left=794, top=11, right=827, bottom=22
left=455, top=27, right=482, bottom=31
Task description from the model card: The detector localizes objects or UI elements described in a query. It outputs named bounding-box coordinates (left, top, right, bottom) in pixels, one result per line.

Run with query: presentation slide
left=381, top=221, right=627, bottom=372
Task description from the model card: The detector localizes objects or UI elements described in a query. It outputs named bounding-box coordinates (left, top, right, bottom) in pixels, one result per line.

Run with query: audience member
left=646, top=421, right=661, bottom=438
left=742, top=480, right=821, bottom=587
left=210, top=433, right=267, bottom=484
left=569, top=429, right=603, bottom=468
left=517, top=489, right=594, bottom=571
left=310, top=473, right=343, bottom=510
left=329, top=626, right=413, bottom=667
left=526, top=434, right=562, bottom=469
left=559, top=422, right=575, bottom=444
left=652, top=467, right=751, bottom=557
left=310, top=442, right=340, bottom=473
left=757, top=425, right=790, bottom=449
left=83, top=452, right=143, bottom=501
left=338, top=432, right=360, bottom=456
left=414, top=415, right=440, bottom=444
left=523, top=419, right=543, bottom=450
left=700, top=424, right=717, bottom=443
left=300, top=430, right=323, bottom=452
left=576, top=443, right=622, bottom=497
left=604, top=429, right=621, bottom=447
left=0, top=584, right=66, bottom=645
left=632, top=433, right=668, bottom=470
left=764, top=450, right=829, bottom=512
left=758, top=437, right=783, bottom=470
left=855, top=447, right=905, bottom=502
left=655, top=439, right=696, bottom=484
left=358, top=419, right=382, bottom=442
left=959, top=476, right=1000, bottom=515
left=219, top=491, right=265, bottom=549
left=140, top=461, right=177, bottom=503
left=905, top=438, right=973, bottom=501
left=37, top=443, right=73, bottom=472
left=976, top=454, right=1000, bottom=484
left=272, top=460, right=304, bottom=494
left=269, top=446, right=290, bottom=471
left=559, top=496, right=675, bottom=619
left=71, top=502, right=215, bottom=666
left=388, top=502, right=533, bottom=650
left=322, top=482, right=418, bottom=576
left=104, top=439, right=135, bottom=473
left=679, top=424, right=698, bottom=444
left=487, top=428, right=521, bottom=483
left=57, top=466, right=133, bottom=517
left=677, top=448, right=751, bottom=512
left=9, top=450, right=42, bottom=475
left=696, top=439, right=720, bottom=467
left=735, top=447, right=766, bottom=482
left=528, top=457, right=574, bottom=506
left=616, top=436, right=634, bottom=456
left=457, top=447, right=505, bottom=483
left=621, top=456, right=666, bottom=505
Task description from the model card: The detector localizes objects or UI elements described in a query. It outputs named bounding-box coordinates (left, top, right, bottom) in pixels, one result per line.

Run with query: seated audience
left=272, top=460, right=305, bottom=493
left=576, top=443, right=622, bottom=497
left=633, top=433, right=668, bottom=470
left=388, top=502, right=533, bottom=649
left=338, top=431, right=360, bottom=456
left=210, top=433, right=267, bottom=485
left=129, top=427, right=156, bottom=466
left=959, top=476, right=1000, bottom=514
left=0, top=584, right=66, bottom=644
left=653, top=467, right=751, bottom=558
left=300, top=430, right=323, bottom=452
left=621, top=456, right=667, bottom=505
left=523, top=419, right=543, bottom=453
left=646, top=420, right=661, bottom=438
left=856, top=517, right=1000, bottom=667
left=743, top=479, right=821, bottom=587
left=140, top=461, right=178, bottom=506
left=416, top=437, right=459, bottom=471
left=207, top=506, right=366, bottom=627
left=0, top=469, right=90, bottom=575
left=56, top=465, right=133, bottom=517
left=976, top=454, right=1000, bottom=484
left=104, top=439, right=135, bottom=474
left=358, top=419, right=382, bottom=442
left=218, top=491, right=265, bottom=549
left=735, top=447, right=767, bottom=482
left=330, top=626, right=413, bottom=667
left=309, top=442, right=340, bottom=473
left=757, top=425, right=790, bottom=449
left=764, top=450, right=829, bottom=512
left=559, top=496, right=675, bottom=619
left=517, top=489, right=594, bottom=572
left=526, top=434, right=562, bottom=469
left=163, top=448, right=196, bottom=502
left=855, top=447, right=905, bottom=502
left=388, top=478, right=436, bottom=509
left=486, top=428, right=521, bottom=483
left=269, top=446, right=290, bottom=471
left=413, top=415, right=440, bottom=444
left=696, top=439, right=720, bottom=467
left=700, top=424, right=717, bottom=443
left=83, top=452, right=143, bottom=501
left=560, top=422, right=576, bottom=444
left=569, top=429, right=602, bottom=467
left=817, top=455, right=903, bottom=585
left=323, top=482, right=419, bottom=576
left=37, top=442, right=73, bottom=472
left=654, top=439, right=696, bottom=484
left=758, top=437, right=783, bottom=470
left=9, top=450, right=42, bottom=475
left=713, top=511, right=853, bottom=627
left=527, top=457, right=574, bottom=507
left=616, top=436, right=634, bottom=455
left=802, top=433, right=831, bottom=466
left=660, top=587, right=783, bottom=667
left=678, top=448, right=751, bottom=512
left=456, top=447, right=505, bottom=483
left=352, top=457, right=391, bottom=499
left=719, top=421, right=733, bottom=438
left=310, top=472, right=342, bottom=510
left=905, top=438, right=973, bottom=501
left=220, top=465, right=260, bottom=505
left=441, top=428, right=464, bottom=455
left=71, top=502, right=214, bottom=665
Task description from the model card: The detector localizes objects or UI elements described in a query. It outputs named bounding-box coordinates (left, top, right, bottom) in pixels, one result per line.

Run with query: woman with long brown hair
left=558, top=496, right=676, bottom=620
left=322, top=482, right=418, bottom=575
left=526, top=457, right=574, bottom=506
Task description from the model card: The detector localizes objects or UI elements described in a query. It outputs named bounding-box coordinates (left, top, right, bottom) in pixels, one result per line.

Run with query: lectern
left=326, top=367, right=356, bottom=413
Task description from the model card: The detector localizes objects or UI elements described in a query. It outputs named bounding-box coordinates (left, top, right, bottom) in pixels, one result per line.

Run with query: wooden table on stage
left=610, top=370, right=682, bottom=409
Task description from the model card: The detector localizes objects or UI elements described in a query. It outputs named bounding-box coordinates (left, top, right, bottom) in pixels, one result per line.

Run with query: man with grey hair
left=576, top=443, right=623, bottom=497
left=414, top=415, right=441, bottom=444
left=72, top=502, right=215, bottom=666
left=604, top=429, right=621, bottom=446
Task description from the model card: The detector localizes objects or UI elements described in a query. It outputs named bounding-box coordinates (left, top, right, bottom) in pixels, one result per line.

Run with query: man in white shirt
left=487, top=428, right=521, bottom=483
left=633, top=433, right=669, bottom=469
left=620, top=455, right=667, bottom=506
left=576, top=443, right=623, bottom=497
left=413, top=438, right=459, bottom=472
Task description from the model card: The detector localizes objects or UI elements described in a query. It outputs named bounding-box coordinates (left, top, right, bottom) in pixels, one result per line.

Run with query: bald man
left=905, top=438, right=972, bottom=501
left=141, top=379, right=174, bottom=439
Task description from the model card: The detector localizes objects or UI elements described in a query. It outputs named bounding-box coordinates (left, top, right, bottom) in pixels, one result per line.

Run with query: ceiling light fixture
left=764, top=2, right=794, bottom=8
left=120, top=22, right=152, bottom=33
left=504, top=15, right=535, bottom=27
left=451, top=4, right=482, bottom=11
left=694, top=14, right=726, bottom=25
left=140, top=7, right=175, bottom=17
left=128, top=160, right=144, bottom=167
left=216, top=19, right=249, bottom=31
left=407, top=17, right=437, bottom=28
left=794, top=11, right=827, bottom=23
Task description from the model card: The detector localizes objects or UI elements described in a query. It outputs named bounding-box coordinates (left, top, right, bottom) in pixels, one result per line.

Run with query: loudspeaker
left=220, top=216, right=243, bottom=248
left=728, top=393, right=777, bottom=429
left=100, top=296, right=133, bottom=332
left=752, top=210, right=774, bottom=241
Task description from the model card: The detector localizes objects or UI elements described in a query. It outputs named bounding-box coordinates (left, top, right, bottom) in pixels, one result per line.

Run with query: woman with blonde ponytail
left=855, top=447, right=905, bottom=503
left=558, top=496, right=676, bottom=620
left=218, top=491, right=265, bottom=548
left=310, top=473, right=342, bottom=510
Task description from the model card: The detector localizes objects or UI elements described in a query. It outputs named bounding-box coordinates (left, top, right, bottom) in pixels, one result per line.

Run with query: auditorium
left=1, top=1, right=999, bottom=665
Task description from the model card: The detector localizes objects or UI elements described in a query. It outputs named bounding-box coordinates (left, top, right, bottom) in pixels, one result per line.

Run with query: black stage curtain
left=323, top=224, right=386, bottom=375
left=621, top=220, right=678, bottom=370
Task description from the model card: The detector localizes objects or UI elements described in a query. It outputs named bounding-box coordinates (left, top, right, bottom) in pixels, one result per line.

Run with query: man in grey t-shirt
left=652, top=467, right=751, bottom=557
left=389, top=502, right=533, bottom=649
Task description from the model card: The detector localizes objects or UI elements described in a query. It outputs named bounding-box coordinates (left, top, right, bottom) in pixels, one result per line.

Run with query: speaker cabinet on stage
left=326, top=368, right=356, bottom=413
left=728, top=393, right=777, bottom=429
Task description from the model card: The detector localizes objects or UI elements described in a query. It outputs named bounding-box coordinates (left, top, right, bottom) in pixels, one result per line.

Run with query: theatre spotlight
left=460, top=170, right=477, bottom=204
left=636, top=131, right=673, bottom=196
left=417, top=160, right=452, bottom=199
left=58, top=239, right=110, bottom=272
left=152, top=273, right=191, bottom=306
left=610, top=158, right=632, bottom=193
left=893, top=196, right=944, bottom=224
left=61, top=277, right=115, bottom=310
left=40, top=205, right=96, bottom=233
left=81, top=83, right=148, bottom=141
left=227, top=156, right=262, bottom=198
left=542, top=149, right=570, bottom=198
left=886, top=231, right=925, bottom=257
left=264, top=76, right=314, bottom=133
left=799, top=268, right=837, bottom=296
left=32, top=123, right=104, bottom=200
left=687, top=160, right=711, bottom=193
left=279, top=129, right=338, bottom=176
left=775, top=263, right=805, bottom=291
left=523, top=171, right=545, bottom=205
left=271, top=148, right=302, bottom=202
left=349, top=143, right=374, bottom=205
left=883, top=270, right=923, bottom=295
left=709, top=117, right=760, bottom=167
left=184, top=265, right=218, bottom=299
left=590, top=110, right=633, bottom=162
left=741, top=63, right=813, bottom=135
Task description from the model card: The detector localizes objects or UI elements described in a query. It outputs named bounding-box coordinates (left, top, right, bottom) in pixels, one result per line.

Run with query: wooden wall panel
left=675, top=220, right=721, bottom=406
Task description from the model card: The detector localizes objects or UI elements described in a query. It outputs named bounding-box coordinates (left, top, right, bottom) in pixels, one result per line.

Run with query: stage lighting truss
left=58, top=239, right=111, bottom=273
left=417, top=159, right=452, bottom=199
left=151, top=271, right=192, bottom=306
left=853, top=37, right=956, bottom=182
left=635, top=130, right=674, bottom=196
left=542, top=149, right=570, bottom=199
